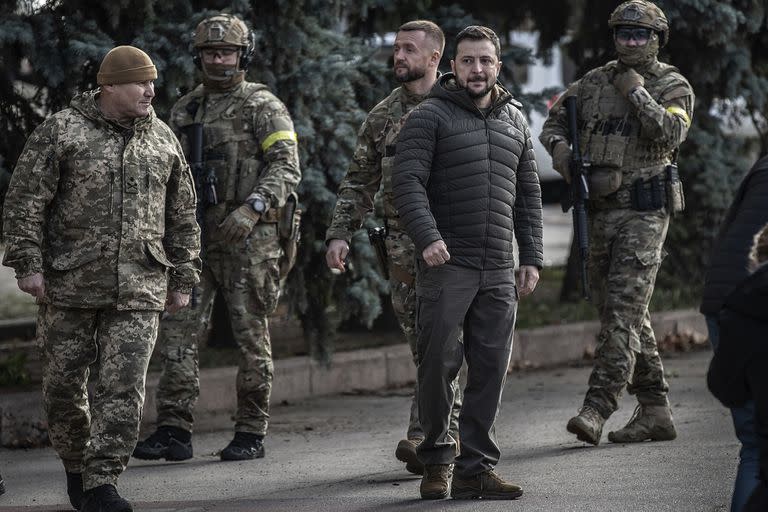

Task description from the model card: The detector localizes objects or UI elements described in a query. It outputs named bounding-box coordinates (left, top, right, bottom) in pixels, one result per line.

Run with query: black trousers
left=414, top=263, right=517, bottom=477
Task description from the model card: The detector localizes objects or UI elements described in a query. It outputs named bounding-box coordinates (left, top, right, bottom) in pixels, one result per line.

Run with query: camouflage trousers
left=386, top=224, right=462, bottom=440
left=155, top=221, right=282, bottom=436
left=38, top=304, right=158, bottom=490
left=584, top=207, right=671, bottom=418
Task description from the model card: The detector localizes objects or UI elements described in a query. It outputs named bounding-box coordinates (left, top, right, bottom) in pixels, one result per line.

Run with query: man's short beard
left=395, top=67, right=426, bottom=83
left=459, top=77, right=494, bottom=99
left=466, top=82, right=494, bottom=99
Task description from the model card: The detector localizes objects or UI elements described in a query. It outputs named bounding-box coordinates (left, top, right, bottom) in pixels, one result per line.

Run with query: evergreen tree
left=0, top=0, right=390, bottom=361
left=3, top=0, right=762, bottom=358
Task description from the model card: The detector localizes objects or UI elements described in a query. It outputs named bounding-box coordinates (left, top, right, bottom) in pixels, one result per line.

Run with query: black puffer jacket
left=701, top=156, right=768, bottom=315
left=392, top=74, right=543, bottom=270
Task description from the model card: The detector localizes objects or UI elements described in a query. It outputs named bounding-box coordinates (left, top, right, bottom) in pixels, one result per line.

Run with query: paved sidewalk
left=0, top=350, right=734, bottom=511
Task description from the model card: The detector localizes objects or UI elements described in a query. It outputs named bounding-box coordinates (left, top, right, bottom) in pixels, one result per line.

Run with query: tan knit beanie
left=97, top=46, right=157, bottom=85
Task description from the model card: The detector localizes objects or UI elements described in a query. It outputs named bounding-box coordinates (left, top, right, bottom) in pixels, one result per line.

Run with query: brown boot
left=395, top=438, right=424, bottom=475
left=566, top=405, right=606, bottom=445
left=420, top=464, right=452, bottom=499
left=451, top=469, right=523, bottom=500
left=608, top=404, right=677, bottom=443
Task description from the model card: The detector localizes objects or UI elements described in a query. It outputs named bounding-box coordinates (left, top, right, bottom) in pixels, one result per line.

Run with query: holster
left=367, top=226, right=389, bottom=281
left=277, top=192, right=301, bottom=279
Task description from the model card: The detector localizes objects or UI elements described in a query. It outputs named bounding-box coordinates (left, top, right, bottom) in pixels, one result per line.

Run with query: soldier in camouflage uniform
left=1, top=46, right=200, bottom=511
left=325, top=20, right=461, bottom=476
left=134, top=14, right=301, bottom=463
left=540, top=0, right=694, bottom=446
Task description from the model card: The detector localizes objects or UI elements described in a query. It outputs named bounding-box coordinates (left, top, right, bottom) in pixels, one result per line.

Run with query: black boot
left=220, top=432, right=265, bottom=461
left=80, top=484, right=132, bottom=512
left=133, top=426, right=192, bottom=461
left=66, top=471, right=83, bottom=510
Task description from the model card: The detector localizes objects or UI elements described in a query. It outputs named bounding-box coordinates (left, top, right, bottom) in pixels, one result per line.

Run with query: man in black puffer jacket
left=701, top=155, right=768, bottom=511
left=392, top=25, right=543, bottom=501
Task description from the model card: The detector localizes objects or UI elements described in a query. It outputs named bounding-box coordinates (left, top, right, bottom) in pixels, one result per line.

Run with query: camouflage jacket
left=169, top=81, right=300, bottom=242
left=540, top=59, right=694, bottom=182
left=1, top=90, right=201, bottom=311
left=325, top=85, right=428, bottom=243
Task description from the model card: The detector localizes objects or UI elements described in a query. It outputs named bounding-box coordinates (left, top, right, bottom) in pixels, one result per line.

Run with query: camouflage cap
left=608, top=0, right=669, bottom=45
left=194, top=14, right=250, bottom=48
left=97, top=46, right=157, bottom=85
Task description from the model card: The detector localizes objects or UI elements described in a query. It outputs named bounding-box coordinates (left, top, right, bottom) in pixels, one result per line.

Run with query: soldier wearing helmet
left=134, top=13, right=301, bottom=462
left=540, top=0, right=695, bottom=446
left=193, top=14, right=254, bottom=89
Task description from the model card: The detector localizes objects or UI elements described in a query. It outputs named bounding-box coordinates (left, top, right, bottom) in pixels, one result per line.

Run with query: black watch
left=247, top=195, right=268, bottom=214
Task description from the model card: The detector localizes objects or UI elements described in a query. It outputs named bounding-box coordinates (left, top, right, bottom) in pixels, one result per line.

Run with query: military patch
left=125, top=175, right=139, bottom=194
left=621, top=4, right=643, bottom=22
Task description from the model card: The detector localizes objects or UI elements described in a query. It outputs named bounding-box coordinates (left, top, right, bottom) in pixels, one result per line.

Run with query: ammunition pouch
left=630, top=174, right=666, bottom=211
left=627, top=166, right=685, bottom=213
left=590, top=167, right=684, bottom=214
left=588, top=168, right=622, bottom=198
left=664, top=164, right=685, bottom=215
left=585, top=131, right=628, bottom=170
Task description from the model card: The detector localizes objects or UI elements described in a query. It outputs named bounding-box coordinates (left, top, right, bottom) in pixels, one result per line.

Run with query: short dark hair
left=454, top=25, right=501, bottom=59
left=398, top=20, right=445, bottom=55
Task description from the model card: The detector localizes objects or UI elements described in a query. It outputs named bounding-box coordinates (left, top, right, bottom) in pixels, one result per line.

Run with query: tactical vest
left=578, top=61, right=680, bottom=185
left=175, top=82, right=269, bottom=209
left=375, top=88, right=411, bottom=220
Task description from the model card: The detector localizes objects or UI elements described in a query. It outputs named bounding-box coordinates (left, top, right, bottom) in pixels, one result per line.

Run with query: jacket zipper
left=481, top=111, right=492, bottom=271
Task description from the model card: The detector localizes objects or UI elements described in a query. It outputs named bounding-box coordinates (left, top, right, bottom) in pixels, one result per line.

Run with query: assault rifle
left=184, top=123, right=218, bottom=307
left=561, top=96, right=591, bottom=300
left=186, top=123, right=218, bottom=207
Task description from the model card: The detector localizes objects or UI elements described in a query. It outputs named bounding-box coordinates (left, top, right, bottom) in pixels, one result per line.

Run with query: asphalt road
left=0, top=350, right=734, bottom=511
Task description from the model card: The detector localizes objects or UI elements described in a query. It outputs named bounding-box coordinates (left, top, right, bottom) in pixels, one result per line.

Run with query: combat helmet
left=608, top=0, right=669, bottom=46
left=192, top=14, right=255, bottom=70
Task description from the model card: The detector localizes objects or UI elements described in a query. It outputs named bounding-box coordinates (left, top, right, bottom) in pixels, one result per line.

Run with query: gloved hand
left=552, top=141, right=572, bottom=183
left=613, top=68, right=645, bottom=97
left=219, top=204, right=260, bottom=244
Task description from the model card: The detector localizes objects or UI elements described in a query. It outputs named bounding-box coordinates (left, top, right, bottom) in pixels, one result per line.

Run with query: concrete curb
left=0, top=309, right=707, bottom=443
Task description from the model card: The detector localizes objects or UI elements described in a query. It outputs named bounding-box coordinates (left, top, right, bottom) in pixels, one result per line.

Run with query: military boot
left=133, top=426, right=192, bottom=461
left=80, top=484, right=132, bottom=512
left=395, top=437, right=424, bottom=475
left=451, top=469, right=523, bottom=500
left=420, top=464, right=452, bottom=499
left=566, top=405, right=606, bottom=445
left=66, top=471, right=83, bottom=510
left=220, top=432, right=265, bottom=460
left=608, top=404, right=677, bottom=443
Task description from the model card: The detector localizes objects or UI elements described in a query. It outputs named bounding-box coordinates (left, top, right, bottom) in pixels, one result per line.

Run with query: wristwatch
left=246, top=194, right=268, bottom=214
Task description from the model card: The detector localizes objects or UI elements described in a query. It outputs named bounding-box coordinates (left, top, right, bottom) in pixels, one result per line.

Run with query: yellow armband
left=665, top=106, right=691, bottom=128
left=262, top=130, right=297, bottom=152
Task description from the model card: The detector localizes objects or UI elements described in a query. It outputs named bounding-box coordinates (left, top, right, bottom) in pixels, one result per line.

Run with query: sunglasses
left=615, top=27, right=652, bottom=44
left=201, top=48, right=239, bottom=59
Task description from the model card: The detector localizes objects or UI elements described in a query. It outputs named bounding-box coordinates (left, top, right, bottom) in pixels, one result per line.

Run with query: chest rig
left=578, top=61, right=678, bottom=186
left=178, top=82, right=268, bottom=209
left=375, top=88, right=414, bottom=220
